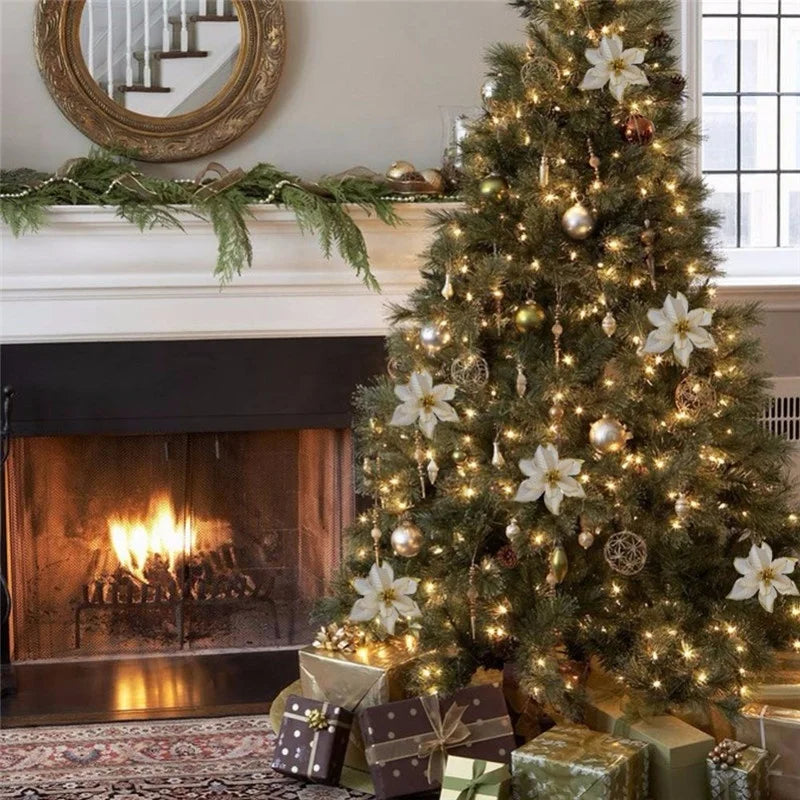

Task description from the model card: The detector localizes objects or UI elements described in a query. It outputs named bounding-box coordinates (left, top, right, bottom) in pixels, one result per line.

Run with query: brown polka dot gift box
left=359, top=683, right=516, bottom=799
left=271, top=694, right=354, bottom=785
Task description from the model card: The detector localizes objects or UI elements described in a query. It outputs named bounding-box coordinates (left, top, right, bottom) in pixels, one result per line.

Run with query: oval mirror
left=35, top=0, right=285, bottom=162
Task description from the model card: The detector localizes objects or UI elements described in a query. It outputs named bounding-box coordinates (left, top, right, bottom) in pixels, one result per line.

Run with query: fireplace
left=0, top=336, right=384, bottom=723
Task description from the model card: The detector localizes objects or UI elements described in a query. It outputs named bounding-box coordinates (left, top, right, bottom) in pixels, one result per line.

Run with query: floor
left=0, top=649, right=298, bottom=727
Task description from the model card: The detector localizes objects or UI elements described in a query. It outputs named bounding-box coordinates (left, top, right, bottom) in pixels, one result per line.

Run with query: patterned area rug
left=0, top=715, right=371, bottom=799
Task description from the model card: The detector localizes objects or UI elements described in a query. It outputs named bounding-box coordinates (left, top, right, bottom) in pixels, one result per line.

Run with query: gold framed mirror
left=35, top=0, right=285, bottom=162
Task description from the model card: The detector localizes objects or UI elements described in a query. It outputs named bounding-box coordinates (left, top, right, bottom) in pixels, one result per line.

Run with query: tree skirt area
left=0, top=715, right=372, bottom=800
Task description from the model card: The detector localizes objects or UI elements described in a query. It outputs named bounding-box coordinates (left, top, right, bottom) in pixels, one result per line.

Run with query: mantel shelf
left=2, top=202, right=796, bottom=344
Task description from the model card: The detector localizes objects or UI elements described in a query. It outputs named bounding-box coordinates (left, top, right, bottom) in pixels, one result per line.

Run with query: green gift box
left=707, top=740, right=770, bottom=800
left=511, top=724, right=649, bottom=800
left=440, top=755, right=511, bottom=800
left=585, top=692, right=715, bottom=800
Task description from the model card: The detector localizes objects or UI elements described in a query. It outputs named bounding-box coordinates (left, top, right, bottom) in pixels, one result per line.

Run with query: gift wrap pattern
left=360, top=684, right=516, bottom=799
left=440, top=755, right=511, bottom=800
left=511, top=724, right=650, bottom=800
left=706, top=740, right=770, bottom=800
left=271, top=695, right=353, bottom=785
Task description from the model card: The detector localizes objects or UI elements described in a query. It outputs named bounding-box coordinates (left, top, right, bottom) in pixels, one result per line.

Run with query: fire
left=108, top=492, right=194, bottom=581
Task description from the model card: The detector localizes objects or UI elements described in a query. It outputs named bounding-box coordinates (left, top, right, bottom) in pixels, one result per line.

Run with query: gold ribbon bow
left=193, top=162, right=246, bottom=201
left=305, top=707, right=329, bottom=731
left=416, top=694, right=470, bottom=784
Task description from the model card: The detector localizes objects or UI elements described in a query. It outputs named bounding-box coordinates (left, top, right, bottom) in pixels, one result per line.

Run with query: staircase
left=81, top=1, right=241, bottom=116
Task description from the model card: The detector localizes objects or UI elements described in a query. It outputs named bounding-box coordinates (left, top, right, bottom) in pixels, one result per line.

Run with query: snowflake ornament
left=390, top=370, right=458, bottom=439
left=579, top=35, right=649, bottom=102
left=643, top=292, right=716, bottom=367
left=348, top=561, right=422, bottom=635
left=726, top=541, right=798, bottom=613
left=515, top=444, right=585, bottom=516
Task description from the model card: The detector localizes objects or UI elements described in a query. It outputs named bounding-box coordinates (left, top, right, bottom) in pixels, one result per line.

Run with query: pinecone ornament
left=496, top=543, right=519, bottom=569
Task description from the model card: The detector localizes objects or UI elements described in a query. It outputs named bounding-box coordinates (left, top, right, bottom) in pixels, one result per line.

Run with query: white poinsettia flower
left=579, top=34, right=649, bottom=102
left=643, top=292, right=716, bottom=367
left=349, top=561, right=421, bottom=635
left=727, top=542, right=799, bottom=613
left=515, top=444, right=585, bottom=516
left=389, top=370, right=458, bottom=439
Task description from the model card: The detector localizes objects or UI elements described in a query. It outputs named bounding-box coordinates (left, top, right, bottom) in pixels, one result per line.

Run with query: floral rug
left=0, top=715, right=371, bottom=799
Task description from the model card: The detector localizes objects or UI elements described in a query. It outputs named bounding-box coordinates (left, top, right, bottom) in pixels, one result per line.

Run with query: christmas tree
left=321, top=0, right=800, bottom=719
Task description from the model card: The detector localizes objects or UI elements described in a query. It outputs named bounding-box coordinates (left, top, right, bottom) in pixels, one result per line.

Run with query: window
left=700, top=1, right=800, bottom=250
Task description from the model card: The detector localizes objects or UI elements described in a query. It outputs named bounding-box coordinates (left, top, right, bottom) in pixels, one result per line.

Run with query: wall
left=0, top=0, right=524, bottom=178
left=0, top=0, right=796, bottom=376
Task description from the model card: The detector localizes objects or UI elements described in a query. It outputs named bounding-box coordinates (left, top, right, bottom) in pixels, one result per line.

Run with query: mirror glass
left=79, top=0, right=242, bottom=117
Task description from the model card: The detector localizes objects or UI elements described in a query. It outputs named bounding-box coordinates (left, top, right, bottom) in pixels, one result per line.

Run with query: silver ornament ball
left=370, top=526, right=382, bottom=543
left=505, top=518, right=521, bottom=539
left=589, top=415, right=630, bottom=454
left=578, top=530, right=596, bottom=550
left=561, top=202, right=596, bottom=240
left=390, top=520, right=424, bottom=557
left=674, top=494, right=691, bottom=519
left=420, top=324, right=444, bottom=352
left=601, top=312, right=618, bottom=337
left=481, top=76, right=499, bottom=105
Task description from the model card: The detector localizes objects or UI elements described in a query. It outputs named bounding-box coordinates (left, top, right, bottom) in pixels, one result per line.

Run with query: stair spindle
left=162, top=0, right=170, bottom=52
left=180, top=0, right=188, bottom=51
left=106, top=0, right=114, bottom=98
left=125, top=0, right=133, bottom=87
left=199, top=0, right=207, bottom=15
left=143, top=0, right=152, bottom=87
left=87, top=0, right=95, bottom=80
left=216, top=0, right=224, bottom=17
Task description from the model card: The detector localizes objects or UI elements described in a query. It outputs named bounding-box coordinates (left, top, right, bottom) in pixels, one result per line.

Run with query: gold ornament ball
left=549, top=405, right=565, bottom=421
left=549, top=544, right=569, bottom=583
left=604, top=530, right=647, bottom=576
left=452, top=448, right=467, bottom=465
left=561, top=202, right=596, bottom=240
left=514, top=302, right=546, bottom=333
left=419, top=168, right=445, bottom=193
left=601, top=312, right=617, bottom=338
left=479, top=173, right=509, bottom=199
left=589, top=415, right=631, bottom=454
left=675, top=376, right=717, bottom=416
left=390, top=520, right=424, bottom=557
left=387, top=160, right=416, bottom=180
left=621, top=113, right=656, bottom=145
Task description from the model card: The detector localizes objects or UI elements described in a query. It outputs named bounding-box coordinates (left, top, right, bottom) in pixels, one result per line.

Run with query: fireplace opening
left=5, top=429, right=353, bottom=663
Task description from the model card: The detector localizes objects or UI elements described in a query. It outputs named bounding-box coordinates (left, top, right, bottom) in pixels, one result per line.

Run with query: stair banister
left=87, top=0, right=95, bottom=80
left=162, top=0, right=170, bottom=52
left=125, top=0, right=133, bottom=87
left=180, top=0, right=188, bottom=51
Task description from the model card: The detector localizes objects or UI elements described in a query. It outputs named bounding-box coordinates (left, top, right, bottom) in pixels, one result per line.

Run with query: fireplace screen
left=5, top=430, right=353, bottom=662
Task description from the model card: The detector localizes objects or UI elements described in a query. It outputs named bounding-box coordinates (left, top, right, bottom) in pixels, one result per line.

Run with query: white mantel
left=2, top=202, right=797, bottom=344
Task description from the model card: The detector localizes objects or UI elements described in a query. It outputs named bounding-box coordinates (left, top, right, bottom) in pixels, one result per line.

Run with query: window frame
left=682, top=0, right=800, bottom=289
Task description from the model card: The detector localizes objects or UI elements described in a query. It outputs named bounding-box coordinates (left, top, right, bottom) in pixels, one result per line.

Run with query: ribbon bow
left=448, top=759, right=509, bottom=800
left=416, top=694, right=470, bottom=784
left=304, top=707, right=329, bottom=731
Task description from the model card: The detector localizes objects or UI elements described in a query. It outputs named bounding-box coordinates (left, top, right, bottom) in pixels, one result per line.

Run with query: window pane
left=706, top=173, right=738, bottom=247
left=780, top=19, right=800, bottom=93
left=780, top=97, right=800, bottom=170
left=740, top=173, right=778, bottom=246
left=703, top=17, right=738, bottom=92
left=782, top=1, right=800, bottom=15
left=741, top=0, right=778, bottom=13
left=704, top=1, right=738, bottom=12
left=702, top=96, right=738, bottom=170
left=740, top=96, right=777, bottom=170
left=740, top=18, right=778, bottom=92
left=780, top=174, right=800, bottom=247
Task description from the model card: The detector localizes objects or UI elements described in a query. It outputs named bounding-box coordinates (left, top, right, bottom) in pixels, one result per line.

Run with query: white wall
left=0, top=0, right=525, bottom=178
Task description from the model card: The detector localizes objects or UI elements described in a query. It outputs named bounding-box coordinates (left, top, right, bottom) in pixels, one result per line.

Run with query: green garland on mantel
left=0, top=151, right=454, bottom=290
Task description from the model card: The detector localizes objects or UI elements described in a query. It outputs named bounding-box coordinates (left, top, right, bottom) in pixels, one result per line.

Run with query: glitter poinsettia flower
left=515, top=444, right=585, bottom=516
left=579, top=34, right=649, bottom=101
left=348, top=561, right=421, bottom=635
left=643, top=292, right=716, bottom=367
left=726, top=541, right=799, bottom=613
left=389, top=370, right=458, bottom=439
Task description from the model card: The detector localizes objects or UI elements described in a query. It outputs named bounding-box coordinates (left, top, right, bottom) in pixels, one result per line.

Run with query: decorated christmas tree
left=320, top=0, right=800, bottom=719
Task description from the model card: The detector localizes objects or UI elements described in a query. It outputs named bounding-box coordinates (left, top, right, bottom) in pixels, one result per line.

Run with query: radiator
left=762, top=378, right=800, bottom=498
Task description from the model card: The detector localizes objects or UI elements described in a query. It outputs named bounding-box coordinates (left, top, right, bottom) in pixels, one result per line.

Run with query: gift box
left=748, top=652, right=800, bottom=712
left=706, top=739, right=770, bottom=800
left=511, top=724, right=650, bottom=800
left=440, top=755, right=511, bottom=800
left=736, top=702, right=800, bottom=800
left=359, top=683, right=516, bottom=799
left=271, top=694, right=353, bottom=785
left=585, top=691, right=714, bottom=800
left=299, top=639, right=420, bottom=776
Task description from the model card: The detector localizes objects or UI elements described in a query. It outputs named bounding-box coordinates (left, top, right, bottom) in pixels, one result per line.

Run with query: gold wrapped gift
left=511, top=724, right=650, bottom=800
left=748, top=652, right=800, bottom=711
left=298, top=639, right=420, bottom=778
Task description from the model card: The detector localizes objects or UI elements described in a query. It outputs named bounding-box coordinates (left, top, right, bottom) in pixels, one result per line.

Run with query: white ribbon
left=283, top=701, right=352, bottom=777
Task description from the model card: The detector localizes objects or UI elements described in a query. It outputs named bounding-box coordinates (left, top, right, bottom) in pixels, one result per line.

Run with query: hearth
left=0, top=336, right=384, bottom=724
